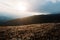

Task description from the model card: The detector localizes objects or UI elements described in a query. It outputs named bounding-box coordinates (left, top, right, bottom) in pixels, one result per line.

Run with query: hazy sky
left=0, top=0, right=60, bottom=18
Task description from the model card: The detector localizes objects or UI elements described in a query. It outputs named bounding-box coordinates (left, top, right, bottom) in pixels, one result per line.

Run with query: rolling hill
left=3, top=14, right=60, bottom=26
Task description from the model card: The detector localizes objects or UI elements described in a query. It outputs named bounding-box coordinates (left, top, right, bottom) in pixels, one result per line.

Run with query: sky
left=0, top=0, right=60, bottom=18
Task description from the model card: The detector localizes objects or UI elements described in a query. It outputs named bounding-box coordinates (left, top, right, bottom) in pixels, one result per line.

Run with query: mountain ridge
left=2, top=14, right=60, bottom=26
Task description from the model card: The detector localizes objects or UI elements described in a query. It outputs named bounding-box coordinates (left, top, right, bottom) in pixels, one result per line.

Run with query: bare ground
left=0, top=23, right=60, bottom=40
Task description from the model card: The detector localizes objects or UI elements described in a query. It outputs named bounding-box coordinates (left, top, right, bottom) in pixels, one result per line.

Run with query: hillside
left=4, top=14, right=60, bottom=26
left=0, top=23, right=60, bottom=40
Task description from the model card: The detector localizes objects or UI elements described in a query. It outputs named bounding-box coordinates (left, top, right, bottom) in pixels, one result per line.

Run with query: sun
left=15, top=2, right=28, bottom=12
left=18, top=5, right=27, bottom=12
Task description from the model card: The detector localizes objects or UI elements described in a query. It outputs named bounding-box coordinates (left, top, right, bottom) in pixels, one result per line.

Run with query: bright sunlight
left=15, top=2, right=28, bottom=12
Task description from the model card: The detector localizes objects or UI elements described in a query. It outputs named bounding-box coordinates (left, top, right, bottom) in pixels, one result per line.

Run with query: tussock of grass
left=0, top=23, right=60, bottom=40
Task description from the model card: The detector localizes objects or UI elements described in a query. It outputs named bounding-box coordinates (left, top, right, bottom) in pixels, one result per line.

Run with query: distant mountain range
left=0, top=16, right=13, bottom=25
left=0, top=13, right=59, bottom=26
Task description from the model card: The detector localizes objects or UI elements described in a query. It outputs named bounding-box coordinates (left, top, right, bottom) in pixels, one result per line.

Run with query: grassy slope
left=0, top=23, right=60, bottom=40
left=4, top=14, right=60, bottom=26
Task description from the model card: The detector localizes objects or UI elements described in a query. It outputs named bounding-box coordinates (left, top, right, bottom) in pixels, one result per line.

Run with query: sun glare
left=15, top=2, right=28, bottom=12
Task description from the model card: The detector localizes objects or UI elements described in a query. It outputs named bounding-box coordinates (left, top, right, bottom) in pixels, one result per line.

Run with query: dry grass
left=0, top=23, right=60, bottom=40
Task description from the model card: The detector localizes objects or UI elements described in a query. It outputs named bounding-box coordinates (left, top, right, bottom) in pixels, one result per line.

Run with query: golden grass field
left=0, top=23, right=60, bottom=40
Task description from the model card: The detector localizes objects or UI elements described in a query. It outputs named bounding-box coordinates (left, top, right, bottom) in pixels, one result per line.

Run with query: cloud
left=28, top=0, right=48, bottom=12
left=40, top=2, right=58, bottom=13
left=49, top=0, right=60, bottom=3
left=39, top=0, right=60, bottom=13
left=0, top=0, right=60, bottom=14
left=28, top=0, right=60, bottom=13
left=46, top=0, right=57, bottom=3
left=0, top=0, right=48, bottom=14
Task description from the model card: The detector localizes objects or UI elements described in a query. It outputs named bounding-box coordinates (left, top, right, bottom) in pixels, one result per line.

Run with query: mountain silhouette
left=2, top=13, right=60, bottom=26
left=0, top=16, right=13, bottom=25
